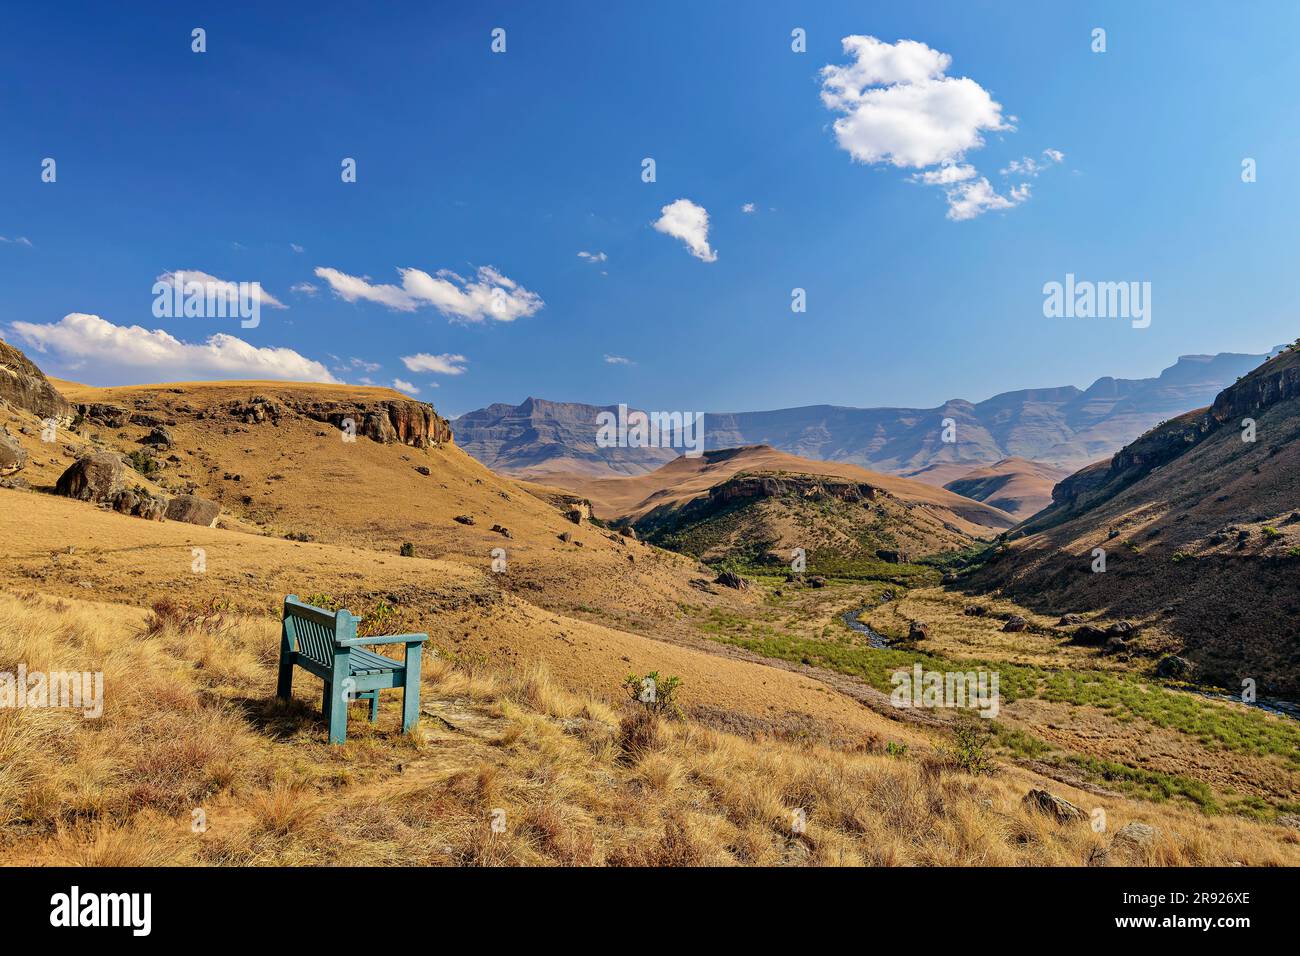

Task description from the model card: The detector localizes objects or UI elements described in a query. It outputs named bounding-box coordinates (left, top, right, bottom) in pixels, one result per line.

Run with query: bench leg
left=276, top=640, right=294, bottom=701
left=401, top=643, right=423, bottom=735
left=369, top=692, right=379, bottom=723
left=321, top=679, right=332, bottom=721
left=327, top=681, right=349, bottom=745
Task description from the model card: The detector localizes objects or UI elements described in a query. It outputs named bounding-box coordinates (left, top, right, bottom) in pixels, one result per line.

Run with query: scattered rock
left=414, top=465, right=431, bottom=476
left=1154, top=655, right=1192, bottom=679
left=875, top=549, right=903, bottom=563
left=558, top=531, right=572, bottom=543
left=165, top=494, right=221, bottom=527
left=564, top=506, right=586, bottom=525
left=1022, top=788, right=1084, bottom=824
left=77, top=402, right=128, bottom=428
left=619, top=525, right=638, bottom=540
left=0, top=476, right=31, bottom=491
left=714, top=570, right=750, bottom=590
left=140, top=425, right=174, bottom=448
left=490, top=524, right=512, bottom=538
left=1058, top=613, right=1084, bottom=626
left=55, top=452, right=127, bottom=503
left=807, top=575, right=827, bottom=588
left=453, top=514, right=475, bottom=525
left=908, top=621, right=929, bottom=641
left=963, top=605, right=988, bottom=617
left=1112, top=822, right=1158, bottom=849
left=0, top=430, right=27, bottom=475
left=111, top=490, right=166, bottom=521
left=1002, top=615, right=1027, bottom=633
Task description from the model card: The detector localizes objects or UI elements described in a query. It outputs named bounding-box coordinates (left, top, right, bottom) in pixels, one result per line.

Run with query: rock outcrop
left=287, top=399, right=452, bottom=448
left=708, top=472, right=878, bottom=506
left=55, top=452, right=128, bottom=502
left=1021, top=788, right=1084, bottom=824
left=165, top=494, right=220, bottom=527
left=0, top=339, right=74, bottom=424
left=0, top=430, right=26, bottom=475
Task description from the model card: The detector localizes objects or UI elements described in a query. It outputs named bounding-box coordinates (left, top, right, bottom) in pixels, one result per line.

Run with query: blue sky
left=1, top=1, right=1297, bottom=417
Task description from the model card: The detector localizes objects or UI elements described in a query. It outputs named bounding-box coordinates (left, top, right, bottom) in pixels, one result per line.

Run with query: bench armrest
left=338, top=632, right=430, bottom=648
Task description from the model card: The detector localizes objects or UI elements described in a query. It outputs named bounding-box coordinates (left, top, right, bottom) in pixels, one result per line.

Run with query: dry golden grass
left=2, top=590, right=1297, bottom=867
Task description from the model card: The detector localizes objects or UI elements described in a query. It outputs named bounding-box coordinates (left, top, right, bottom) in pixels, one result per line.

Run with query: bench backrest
left=283, top=595, right=357, bottom=668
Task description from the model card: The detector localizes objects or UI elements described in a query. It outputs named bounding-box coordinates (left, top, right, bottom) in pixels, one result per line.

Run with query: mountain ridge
left=454, top=348, right=1281, bottom=479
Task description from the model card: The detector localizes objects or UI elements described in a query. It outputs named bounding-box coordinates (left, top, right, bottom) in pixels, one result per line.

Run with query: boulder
left=141, top=425, right=174, bottom=448
left=1154, top=655, right=1192, bottom=679
left=558, top=531, right=573, bottom=543
left=78, top=402, right=128, bottom=428
left=490, top=524, right=512, bottom=538
left=1058, top=613, right=1084, bottom=626
left=619, top=525, right=638, bottom=540
left=165, top=494, right=220, bottom=527
left=963, top=605, right=988, bottom=617
left=414, top=465, right=431, bottom=476
left=55, top=452, right=127, bottom=502
left=0, top=339, right=74, bottom=423
left=1112, top=822, right=1158, bottom=851
left=564, top=506, right=586, bottom=525
left=908, top=621, right=929, bottom=641
left=1002, top=615, right=1027, bottom=633
left=0, top=430, right=26, bottom=475
left=453, top=514, right=475, bottom=525
left=807, top=575, right=827, bottom=588
left=112, top=490, right=166, bottom=521
left=1021, top=788, right=1084, bottom=824
left=714, top=570, right=750, bottom=591
left=1071, top=625, right=1111, bottom=646
left=875, top=549, right=903, bottom=564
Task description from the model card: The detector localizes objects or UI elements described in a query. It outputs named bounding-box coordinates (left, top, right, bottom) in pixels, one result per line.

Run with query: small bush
left=1262, top=526, right=1282, bottom=540
left=399, top=542, right=416, bottom=557
left=127, top=449, right=159, bottom=476
left=623, top=671, right=683, bottom=719
left=940, top=718, right=996, bottom=776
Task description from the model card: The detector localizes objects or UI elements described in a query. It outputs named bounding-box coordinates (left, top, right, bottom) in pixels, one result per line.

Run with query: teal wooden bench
left=276, top=595, right=429, bottom=744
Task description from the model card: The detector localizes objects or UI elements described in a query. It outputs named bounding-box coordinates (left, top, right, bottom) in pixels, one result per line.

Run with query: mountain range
left=453, top=349, right=1280, bottom=480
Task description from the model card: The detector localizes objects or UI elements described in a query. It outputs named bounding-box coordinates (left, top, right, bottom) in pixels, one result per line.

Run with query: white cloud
left=290, top=282, right=318, bottom=296
left=314, top=265, right=542, bottom=322
left=653, top=199, right=717, bottom=262
left=577, top=251, right=607, bottom=263
left=392, top=378, right=419, bottom=395
left=156, top=270, right=287, bottom=309
left=942, top=177, right=1027, bottom=221
left=10, top=313, right=337, bottom=383
left=0, top=236, right=32, bottom=247
left=741, top=203, right=756, bottom=214
left=819, top=36, right=1054, bottom=221
left=401, top=352, right=467, bottom=375
left=911, top=162, right=977, bottom=185
left=1000, top=148, right=1065, bottom=177
left=820, top=36, right=1010, bottom=170
left=290, top=243, right=304, bottom=253
left=603, top=354, right=635, bottom=366
left=349, top=357, right=381, bottom=373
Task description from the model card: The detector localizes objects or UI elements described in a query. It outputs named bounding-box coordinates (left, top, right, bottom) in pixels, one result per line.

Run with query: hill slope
left=966, top=344, right=1300, bottom=696
left=940, top=457, right=1071, bottom=520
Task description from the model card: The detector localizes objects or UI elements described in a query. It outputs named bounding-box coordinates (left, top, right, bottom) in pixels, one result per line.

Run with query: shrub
left=940, top=717, right=996, bottom=776
left=1262, top=526, right=1282, bottom=540
left=399, top=542, right=416, bottom=557
left=622, top=671, right=683, bottom=720
left=127, top=449, right=159, bottom=476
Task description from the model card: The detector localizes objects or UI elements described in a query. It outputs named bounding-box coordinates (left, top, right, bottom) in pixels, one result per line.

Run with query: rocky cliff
left=0, top=339, right=74, bottom=423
